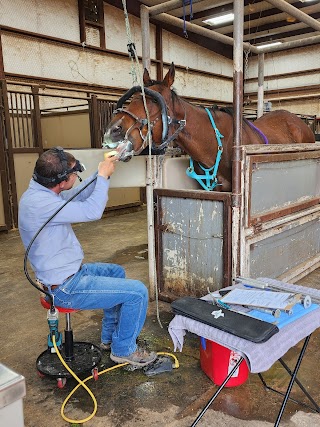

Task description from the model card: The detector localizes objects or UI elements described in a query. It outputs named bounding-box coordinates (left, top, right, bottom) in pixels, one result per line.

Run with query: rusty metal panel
left=156, top=192, right=231, bottom=300
left=240, top=145, right=320, bottom=283
left=249, top=218, right=320, bottom=279
left=250, top=156, right=320, bottom=218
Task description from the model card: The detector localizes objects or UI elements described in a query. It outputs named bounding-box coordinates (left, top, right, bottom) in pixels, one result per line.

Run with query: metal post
left=231, top=0, right=244, bottom=280
left=141, top=5, right=151, bottom=72
left=257, top=53, right=264, bottom=118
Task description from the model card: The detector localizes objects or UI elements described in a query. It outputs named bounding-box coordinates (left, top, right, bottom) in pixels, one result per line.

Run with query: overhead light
left=256, top=41, right=282, bottom=49
left=203, top=13, right=234, bottom=26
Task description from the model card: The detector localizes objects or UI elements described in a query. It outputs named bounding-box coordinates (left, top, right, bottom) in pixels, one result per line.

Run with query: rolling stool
left=36, top=296, right=102, bottom=388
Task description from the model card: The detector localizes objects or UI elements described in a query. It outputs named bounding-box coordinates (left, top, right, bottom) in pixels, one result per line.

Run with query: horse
left=104, top=63, right=315, bottom=191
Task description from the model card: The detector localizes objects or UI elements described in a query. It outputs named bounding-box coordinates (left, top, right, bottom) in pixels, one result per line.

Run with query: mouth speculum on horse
left=102, top=131, right=134, bottom=162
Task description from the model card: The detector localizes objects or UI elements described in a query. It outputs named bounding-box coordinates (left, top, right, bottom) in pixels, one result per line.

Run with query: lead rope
left=121, top=0, right=163, bottom=329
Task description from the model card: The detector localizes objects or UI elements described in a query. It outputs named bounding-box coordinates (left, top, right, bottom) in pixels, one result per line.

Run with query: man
left=19, top=146, right=156, bottom=367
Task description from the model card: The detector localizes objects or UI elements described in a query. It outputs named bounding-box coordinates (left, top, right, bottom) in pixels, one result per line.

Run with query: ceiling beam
left=215, top=3, right=320, bottom=35
left=149, top=11, right=259, bottom=53
left=265, top=0, right=320, bottom=32
left=148, top=0, right=206, bottom=16
left=257, top=33, right=320, bottom=53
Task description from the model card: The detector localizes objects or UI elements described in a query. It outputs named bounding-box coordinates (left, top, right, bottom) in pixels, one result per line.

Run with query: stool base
left=36, top=342, right=101, bottom=378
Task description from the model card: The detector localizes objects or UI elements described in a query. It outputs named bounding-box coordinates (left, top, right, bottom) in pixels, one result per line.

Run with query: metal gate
left=240, top=144, right=320, bottom=283
left=154, top=144, right=320, bottom=300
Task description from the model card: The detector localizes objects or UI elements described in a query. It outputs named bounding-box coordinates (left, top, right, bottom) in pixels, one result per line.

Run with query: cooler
left=0, top=363, right=26, bottom=427
left=200, top=337, right=249, bottom=387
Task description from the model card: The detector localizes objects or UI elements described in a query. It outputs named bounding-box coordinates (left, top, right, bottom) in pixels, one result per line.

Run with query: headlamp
left=73, top=160, right=86, bottom=173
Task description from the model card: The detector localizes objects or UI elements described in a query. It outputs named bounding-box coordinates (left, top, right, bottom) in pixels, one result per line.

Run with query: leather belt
left=43, top=284, right=59, bottom=291
left=39, top=265, right=83, bottom=292
left=42, top=273, right=76, bottom=292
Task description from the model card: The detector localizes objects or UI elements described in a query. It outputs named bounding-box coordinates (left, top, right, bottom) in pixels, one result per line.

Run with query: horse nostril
left=111, top=125, right=122, bottom=136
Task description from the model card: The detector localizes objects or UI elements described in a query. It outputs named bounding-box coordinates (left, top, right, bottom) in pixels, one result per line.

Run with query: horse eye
left=152, top=99, right=158, bottom=104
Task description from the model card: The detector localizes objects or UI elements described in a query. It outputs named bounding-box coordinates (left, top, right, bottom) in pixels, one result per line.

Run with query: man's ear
left=58, top=180, right=67, bottom=190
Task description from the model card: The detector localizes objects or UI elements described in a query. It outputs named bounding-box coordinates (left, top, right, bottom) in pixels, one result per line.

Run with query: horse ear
left=143, top=68, right=152, bottom=85
left=163, top=62, right=175, bottom=88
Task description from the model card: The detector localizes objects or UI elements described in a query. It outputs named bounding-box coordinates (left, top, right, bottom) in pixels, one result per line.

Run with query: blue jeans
left=50, top=263, right=148, bottom=357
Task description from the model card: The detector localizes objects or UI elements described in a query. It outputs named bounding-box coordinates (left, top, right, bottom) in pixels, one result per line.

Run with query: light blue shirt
left=19, top=173, right=110, bottom=285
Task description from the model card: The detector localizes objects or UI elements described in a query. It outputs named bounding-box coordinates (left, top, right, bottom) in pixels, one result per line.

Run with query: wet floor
left=1, top=207, right=320, bottom=427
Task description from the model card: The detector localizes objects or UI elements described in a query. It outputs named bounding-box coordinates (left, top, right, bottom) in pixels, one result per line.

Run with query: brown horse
left=104, top=63, right=315, bottom=191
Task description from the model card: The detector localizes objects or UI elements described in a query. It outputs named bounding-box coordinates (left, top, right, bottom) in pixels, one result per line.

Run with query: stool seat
left=40, top=296, right=78, bottom=313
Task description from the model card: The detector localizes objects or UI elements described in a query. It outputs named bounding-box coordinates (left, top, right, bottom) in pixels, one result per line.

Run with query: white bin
left=0, top=364, right=26, bottom=427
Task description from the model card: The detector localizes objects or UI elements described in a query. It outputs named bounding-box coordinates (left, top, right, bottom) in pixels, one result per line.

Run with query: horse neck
left=172, top=103, right=233, bottom=168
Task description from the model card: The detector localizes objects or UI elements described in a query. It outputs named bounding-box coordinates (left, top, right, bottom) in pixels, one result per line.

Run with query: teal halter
left=186, top=107, right=224, bottom=191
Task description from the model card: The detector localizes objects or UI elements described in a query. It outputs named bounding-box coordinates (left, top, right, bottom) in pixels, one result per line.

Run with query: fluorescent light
left=203, top=13, right=234, bottom=26
left=256, top=41, right=282, bottom=49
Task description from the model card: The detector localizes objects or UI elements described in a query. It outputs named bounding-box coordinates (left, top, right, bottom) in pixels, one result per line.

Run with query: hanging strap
left=182, top=0, right=193, bottom=38
left=186, top=108, right=224, bottom=191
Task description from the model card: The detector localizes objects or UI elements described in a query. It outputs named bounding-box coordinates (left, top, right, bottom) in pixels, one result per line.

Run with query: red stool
left=37, top=296, right=101, bottom=387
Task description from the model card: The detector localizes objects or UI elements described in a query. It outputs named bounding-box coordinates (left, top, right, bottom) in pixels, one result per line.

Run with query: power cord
left=52, top=335, right=179, bottom=424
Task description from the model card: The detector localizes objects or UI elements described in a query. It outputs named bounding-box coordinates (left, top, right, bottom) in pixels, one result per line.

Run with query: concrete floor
left=1, top=207, right=320, bottom=427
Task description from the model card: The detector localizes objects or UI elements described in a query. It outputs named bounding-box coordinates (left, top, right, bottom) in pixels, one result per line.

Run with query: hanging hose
left=52, top=335, right=179, bottom=424
left=121, top=0, right=164, bottom=329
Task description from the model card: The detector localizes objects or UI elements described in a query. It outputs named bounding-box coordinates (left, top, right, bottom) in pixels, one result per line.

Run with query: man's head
left=33, top=147, right=84, bottom=189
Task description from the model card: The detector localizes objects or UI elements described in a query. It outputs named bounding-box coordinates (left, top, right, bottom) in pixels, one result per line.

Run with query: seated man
left=19, top=146, right=156, bottom=367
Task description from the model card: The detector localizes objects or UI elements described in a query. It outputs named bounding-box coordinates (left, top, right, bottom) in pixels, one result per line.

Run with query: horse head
left=104, top=63, right=179, bottom=161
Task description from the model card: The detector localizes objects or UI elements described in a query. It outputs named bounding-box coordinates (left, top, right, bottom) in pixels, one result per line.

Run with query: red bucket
left=200, top=338, right=249, bottom=387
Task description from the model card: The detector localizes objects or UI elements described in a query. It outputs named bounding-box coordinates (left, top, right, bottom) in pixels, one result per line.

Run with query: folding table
left=168, top=278, right=320, bottom=426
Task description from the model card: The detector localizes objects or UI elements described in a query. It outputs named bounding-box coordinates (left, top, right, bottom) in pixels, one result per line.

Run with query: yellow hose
left=52, top=336, right=179, bottom=424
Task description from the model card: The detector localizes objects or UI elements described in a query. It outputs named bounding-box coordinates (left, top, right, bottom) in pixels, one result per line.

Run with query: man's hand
left=98, top=154, right=118, bottom=179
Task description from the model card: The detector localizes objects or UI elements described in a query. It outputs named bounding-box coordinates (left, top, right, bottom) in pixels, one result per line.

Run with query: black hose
left=23, top=175, right=98, bottom=309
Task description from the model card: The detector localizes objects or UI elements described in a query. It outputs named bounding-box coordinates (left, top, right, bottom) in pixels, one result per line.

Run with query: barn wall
left=0, top=0, right=80, bottom=41
left=41, top=111, right=91, bottom=149
left=162, top=30, right=232, bottom=102
left=1, top=0, right=317, bottom=111
left=245, top=45, right=320, bottom=116
left=0, top=1, right=233, bottom=103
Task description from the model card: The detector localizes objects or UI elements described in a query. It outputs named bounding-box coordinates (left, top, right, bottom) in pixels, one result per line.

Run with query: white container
left=0, top=364, right=26, bottom=427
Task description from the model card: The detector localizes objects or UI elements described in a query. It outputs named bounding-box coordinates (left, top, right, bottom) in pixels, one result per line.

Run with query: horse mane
left=144, top=79, right=179, bottom=105
left=211, top=105, right=252, bottom=127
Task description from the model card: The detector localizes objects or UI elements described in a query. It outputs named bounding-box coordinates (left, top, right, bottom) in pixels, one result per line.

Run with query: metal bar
left=0, top=30, right=5, bottom=79
left=257, top=53, right=264, bottom=118
left=9, top=92, right=18, bottom=149
left=14, top=92, right=22, bottom=148
left=231, top=0, right=244, bottom=280
left=258, top=373, right=319, bottom=413
left=20, top=93, right=27, bottom=148
left=237, top=276, right=320, bottom=305
left=278, top=358, right=320, bottom=412
left=148, top=0, right=205, bottom=16
left=274, top=335, right=311, bottom=426
left=150, top=12, right=259, bottom=54
left=141, top=5, right=151, bottom=72
left=0, top=81, right=11, bottom=229
left=1, top=81, right=18, bottom=228
left=90, top=94, right=99, bottom=148
left=155, top=24, right=163, bottom=81
left=31, top=86, right=43, bottom=150
left=265, top=0, right=320, bottom=32
left=25, top=94, right=32, bottom=148
left=190, top=357, right=244, bottom=427
left=257, top=34, right=320, bottom=53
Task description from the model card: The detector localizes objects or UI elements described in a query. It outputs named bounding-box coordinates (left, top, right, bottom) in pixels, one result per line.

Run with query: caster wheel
left=37, top=371, right=45, bottom=379
left=57, top=377, right=67, bottom=389
left=92, top=367, right=99, bottom=381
